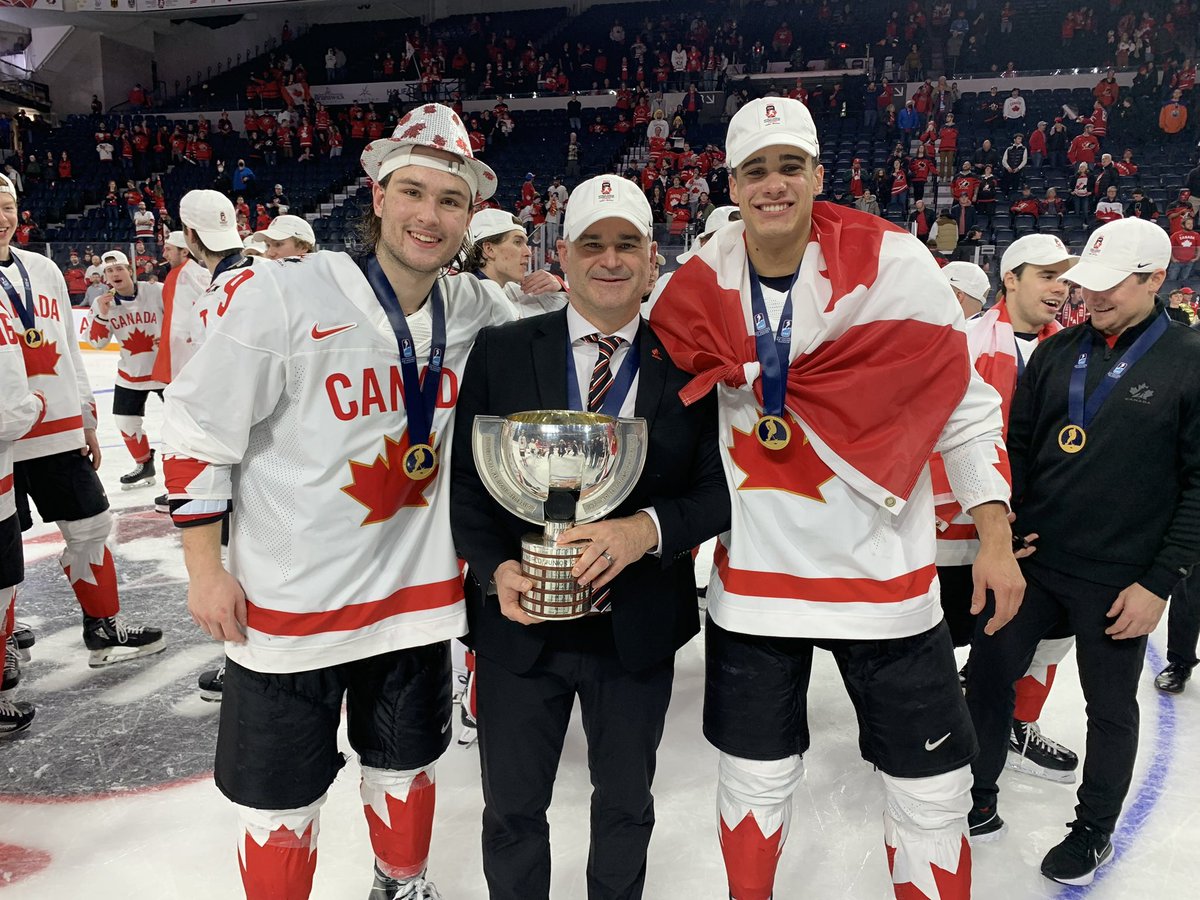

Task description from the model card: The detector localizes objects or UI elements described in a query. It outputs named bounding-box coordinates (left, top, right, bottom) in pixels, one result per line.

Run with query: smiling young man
left=0, top=173, right=164, bottom=670
left=463, top=207, right=567, bottom=317
left=162, top=105, right=514, bottom=900
left=934, top=236, right=1084, bottom=801
left=451, top=174, right=729, bottom=900
left=649, top=96, right=1021, bottom=900
left=89, top=249, right=166, bottom=489
left=966, top=216, right=1200, bottom=886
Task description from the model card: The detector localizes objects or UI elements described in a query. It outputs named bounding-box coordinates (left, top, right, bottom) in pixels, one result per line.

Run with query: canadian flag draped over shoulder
left=932, top=300, right=1056, bottom=536
left=649, top=201, right=972, bottom=505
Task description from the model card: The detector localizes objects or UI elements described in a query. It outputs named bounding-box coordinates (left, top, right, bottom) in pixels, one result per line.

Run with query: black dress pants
left=967, top=560, right=1148, bottom=834
left=1167, top=566, right=1200, bottom=669
left=476, top=644, right=675, bottom=900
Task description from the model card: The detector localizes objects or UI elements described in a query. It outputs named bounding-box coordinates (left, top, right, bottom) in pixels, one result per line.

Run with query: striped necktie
left=584, top=333, right=626, bottom=412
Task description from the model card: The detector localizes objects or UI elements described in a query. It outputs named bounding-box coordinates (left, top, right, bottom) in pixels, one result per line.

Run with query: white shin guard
left=881, top=767, right=972, bottom=900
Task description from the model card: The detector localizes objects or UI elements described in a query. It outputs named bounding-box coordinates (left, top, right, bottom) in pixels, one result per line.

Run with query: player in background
left=253, top=213, right=316, bottom=260
left=0, top=173, right=164, bottom=668
left=462, top=208, right=567, bottom=317
left=162, top=104, right=514, bottom=900
left=0, top=303, right=45, bottom=737
left=89, top=250, right=166, bottom=490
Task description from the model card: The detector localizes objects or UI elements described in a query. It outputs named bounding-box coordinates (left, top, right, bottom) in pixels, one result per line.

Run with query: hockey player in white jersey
left=89, top=249, right=165, bottom=489
left=253, top=213, right=316, bottom=260
left=650, top=98, right=1023, bottom=900
left=462, top=207, right=567, bottom=317
left=163, top=104, right=514, bottom=900
left=0, top=173, right=164, bottom=669
left=0, top=303, right=45, bottom=737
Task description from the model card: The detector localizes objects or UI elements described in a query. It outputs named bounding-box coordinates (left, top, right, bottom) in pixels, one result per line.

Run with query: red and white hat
left=360, top=103, right=497, bottom=201
left=726, top=97, right=820, bottom=170
left=1062, top=218, right=1171, bottom=291
left=563, top=175, right=652, bottom=242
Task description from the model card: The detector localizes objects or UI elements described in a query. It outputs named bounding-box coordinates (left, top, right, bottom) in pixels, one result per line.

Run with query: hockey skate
left=967, top=803, right=1007, bottom=843
left=154, top=493, right=169, bottom=514
left=82, top=615, right=165, bottom=667
left=368, top=865, right=442, bottom=900
left=0, top=698, right=34, bottom=738
left=1006, top=719, right=1078, bottom=783
left=198, top=664, right=225, bottom=701
left=457, top=693, right=477, bottom=747
left=120, top=449, right=156, bottom=490
left=12, top=621, right=34, bottom=662
left=2, top=636, right=20, bottom=696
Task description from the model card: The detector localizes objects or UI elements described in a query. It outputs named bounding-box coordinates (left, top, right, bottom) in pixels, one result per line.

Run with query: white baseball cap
left=165, top=230, right=189, bottom=250
left=700, top=205, right=742, bottom=239
left=243, top=234, right=268, bottom=256
left=0, top=172, right=17, bottom=198
left=179, top=190, right=242, bottom=253
left=942, top=261, right=991, bottom=303
left=101, top=250, right=130, bottom=269
left=726, top=97, right=820, bottom=171
left=360, top=103, right=497, bottom=201
left=255, top=213, right=316, bottom=245
left=1000, top=233, right=1075, bottom=279
left=1063, top=217, right=1172, bottom=291
left=563, top=175, right=652, bottom=242
left=469, top=207, right=525, bottom=245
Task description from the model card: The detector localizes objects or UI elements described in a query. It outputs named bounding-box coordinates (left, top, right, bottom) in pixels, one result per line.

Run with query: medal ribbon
left=365, top=254, right=446, bottom=451
left=1068, top=312, right=1169, bottom=430
left=565, top=330, right=641, bottom=416
left=0, top=255, right=37, bottom=333
left=748, top=261, right=798, bottom=420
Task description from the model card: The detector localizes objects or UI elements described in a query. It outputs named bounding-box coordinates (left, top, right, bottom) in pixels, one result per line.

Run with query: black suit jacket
left=450, top=307, right=729, bottom=675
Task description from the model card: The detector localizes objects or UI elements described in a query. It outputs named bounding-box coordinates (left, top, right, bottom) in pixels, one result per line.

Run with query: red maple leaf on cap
left=423, top=104, right=437, bottom=114
left=727, top=417, right=833, bottom=501
left=21, top=339, right=60, bottom=377
left=341, top=431, right=438, bottom=526
left=401, top=123, right=427, bottom=139
left=122, top=327, right=156, bottom=355
left=455, top=137, right=469, bottom=153
left=431, top=134, right=447, bottom=147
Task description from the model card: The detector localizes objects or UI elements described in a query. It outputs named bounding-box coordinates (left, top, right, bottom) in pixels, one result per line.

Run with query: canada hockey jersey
left=151, top=257, right=210, bottom=383
left=162, top=251, right=516, bottom=673
left=89, top=281, right=166, bottom=390
left=650, top=205, right=1009, bottom=640
left=473, top=273, right=567, bottom=318
left=2, top=248, right=98, bottom=462
left=0, top=306, right=45, bottom=522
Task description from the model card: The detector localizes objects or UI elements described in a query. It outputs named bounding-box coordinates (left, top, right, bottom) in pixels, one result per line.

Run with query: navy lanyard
left=565, top=329, right=641, bottom=416
left=0, top=254, right=36, bottom=332
left=365, top=254, right=446, bottom=448
left=211, top=254, right=242, bottom=283
left=748, top=261, right=797, bottom=420
left=1069, top=312, right=1169, bottom=429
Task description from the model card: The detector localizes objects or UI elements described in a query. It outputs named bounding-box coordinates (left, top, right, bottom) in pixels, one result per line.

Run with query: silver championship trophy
left=472, top=411, right=648, bottom=619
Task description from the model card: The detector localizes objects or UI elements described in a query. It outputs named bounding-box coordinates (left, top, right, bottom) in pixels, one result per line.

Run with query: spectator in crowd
left=1069, top=162, right=1094, bottom=216
left=1067, top=124, right=1100, bottom=168
left=1047, top=119, right=1069, bottom=171
left=932, top=206, right=959, bottom=254
left=1055, top=282, right=1088, bottom=327
left=1000, top=133, right=1028, bottom=197
left=1028, top=120, right=1047, bottom=169
left=1092, top=185, right=1125, bottom=231
left=856, top=189, right=881, bottom=217
left=909, top=199, right=935, bottom=242
left=1003, top=88, right=1026, bottom=133
left=971, top=138, right=1000, bottom=175
left=1125, top=187, right=1158, bottom=222
left=1167, top=288, right=1194, bottom=324
left=1160, top=89, right=1189, bottom=141
left=133, top=202, right=156, bottom=252
left=63, top=249, right=88, bottom=306
left=231, top=159, right=256, bottom=197
left=266, top=183, right=289, bottom=217
left=1040, top=187, right=1065, bottom=231
left=1010, top=186, right=1041, bottom=231
left=1168, top=190, right=1195, bottom=232
left=1169, top=215, right=1200, bottom=285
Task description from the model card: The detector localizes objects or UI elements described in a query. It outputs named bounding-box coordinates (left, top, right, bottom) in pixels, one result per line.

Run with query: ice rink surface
left=1, top=350, right=1197, bottom=899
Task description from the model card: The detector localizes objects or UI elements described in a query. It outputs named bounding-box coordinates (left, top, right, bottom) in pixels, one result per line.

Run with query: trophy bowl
left=473, top=410, right=648, bottom=619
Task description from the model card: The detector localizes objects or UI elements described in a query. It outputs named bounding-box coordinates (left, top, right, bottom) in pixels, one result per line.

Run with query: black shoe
left=82, top=615, right=166, bottom=667
left=1040, top=820, right=1113, bottom=885
left=154, top=493, right=169, bottom=514
left=1006, top=719, right=1078, bottom=783
left=1155, top=662, right=1192, bottom=694
left=0, top=698, right=34, bottom=738
left=198, top=664, right=224, bottom=701
left=120, top=449, right=156, bottom=489
left=968, top=803, right=1007, bottom=843
left=2, top=636, right=20, bottom=694
left=12, top=621, right=34, bottom=661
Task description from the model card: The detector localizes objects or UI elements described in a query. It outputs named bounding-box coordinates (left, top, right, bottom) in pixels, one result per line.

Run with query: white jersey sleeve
left=933, top=364, right=1010, bottom=514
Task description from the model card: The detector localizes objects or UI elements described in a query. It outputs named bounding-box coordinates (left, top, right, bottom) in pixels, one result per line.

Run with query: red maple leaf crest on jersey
left=341, top=431, right=438, bottom=525
left=21, top=339, right=60, bottom=377
left=727, top=417, right=834, bottom=501
left=400, top=123, right=426, bottom=139
left=122, top=327, right=156, bottom=355
left=88, top=318, right=109, bottom=343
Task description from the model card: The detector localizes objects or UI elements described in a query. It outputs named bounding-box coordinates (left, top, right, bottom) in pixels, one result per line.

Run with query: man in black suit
left=451, top=174, right=729, bottom=900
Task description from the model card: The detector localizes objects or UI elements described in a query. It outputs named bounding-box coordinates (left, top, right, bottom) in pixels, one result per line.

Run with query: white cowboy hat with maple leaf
left=360, top=103, right=498, bottom=201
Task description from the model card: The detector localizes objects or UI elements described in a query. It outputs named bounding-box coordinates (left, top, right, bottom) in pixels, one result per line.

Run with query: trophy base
left=519, top=534, right=591, bottom=620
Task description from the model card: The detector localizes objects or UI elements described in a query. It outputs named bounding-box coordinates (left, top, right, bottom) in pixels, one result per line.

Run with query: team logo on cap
left=219, top=211, right=228, bottom=226
left=1052, top=236, right=1065, bottom=250
left=763, top=103, right=780, bottom=126
left=598, top=180, right=615, bottom=202
left=1088, top=235, right=1104, bottom=256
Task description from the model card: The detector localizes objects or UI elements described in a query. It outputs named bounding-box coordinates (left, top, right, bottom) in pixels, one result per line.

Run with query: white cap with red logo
left=725, top=97, right=820, bottom=170
left=101, top=250, right=130, bottom=269
left=1062, top=217, right=1172, bottom=291
left=562, top=175, right=652, bottom=242
left=179, top=190, right=242, bottom=253
left=255, top=213, right=316, bottom=245
left=360, top=103, right=497, bottom=201
left=1000, top=233, right=1076, bottom=279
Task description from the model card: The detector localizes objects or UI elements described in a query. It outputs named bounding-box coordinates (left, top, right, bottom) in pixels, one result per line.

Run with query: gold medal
left=22, top=327, right=43, bottom=348
left=1058, top=424, right=1086, bottom=454
left=755, top=414, right=792, bottom=450
left=402, top=443, right=437, bottom=480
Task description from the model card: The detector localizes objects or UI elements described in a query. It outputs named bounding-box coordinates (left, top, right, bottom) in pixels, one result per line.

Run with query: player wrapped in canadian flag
left=0, top=302, right=45, bottom=738
left=0, top=172, right=165, bottom=671
left=162, top=104, right=514, bottom=900
left=648, top=97, right=1023, bottom=900
left=89, top=249, right=165, bottom=489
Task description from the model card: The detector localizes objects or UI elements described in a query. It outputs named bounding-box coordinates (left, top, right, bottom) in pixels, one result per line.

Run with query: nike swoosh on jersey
left=925, top=732, right=951, bottom=751
left=310, top=322, right=358, bottom=341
